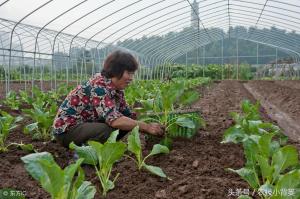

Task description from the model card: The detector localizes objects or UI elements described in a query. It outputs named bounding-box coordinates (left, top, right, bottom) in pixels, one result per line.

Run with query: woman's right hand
left=145, top=123, right=165, bottom=136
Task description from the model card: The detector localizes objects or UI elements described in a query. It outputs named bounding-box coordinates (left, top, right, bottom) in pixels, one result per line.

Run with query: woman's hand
left=145, top=123, right=165, bottom=136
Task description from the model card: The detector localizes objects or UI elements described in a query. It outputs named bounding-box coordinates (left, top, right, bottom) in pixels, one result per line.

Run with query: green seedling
left=127, top=126, right=169, bottom=178
left=21, top=152, right=96, bottom=199
left=0, top=111, right=23, bottom=152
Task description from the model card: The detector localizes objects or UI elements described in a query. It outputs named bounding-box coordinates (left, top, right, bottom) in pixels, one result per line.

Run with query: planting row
left=0, top=77, right=210, bottom=152
left=222, top=100, right=300, bottom=199
left=21, top=127, right=169, bottom=198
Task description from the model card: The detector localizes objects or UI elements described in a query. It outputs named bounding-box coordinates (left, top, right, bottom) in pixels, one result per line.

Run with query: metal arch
left=227, top=0, right=231, bottom=37
left=99, top=2, right=191, bottom=48
left=228, top=3, right=300, bottom=32
left=114, top=1, right=228, bottom=51
left=137, top=29, right=210, bottom=59
left=126, top=19, right=194, bottom=53
left=69, top=0, right=141, bottom=52
left=123, top=15, right=192, bottom=51
left=186, top=0, right=213, bottom=43
left=166, top=28, right=299, bottom=62
left=101, top=0, right=226, bottom=48
left=118, top=13, right=192, bottom=51
left=202, top=14, right=300, bottom=50
left=129, top=26, right=221, bottom=58
left=251, top=0, right=269, bottom=29
left=0, top=0, right=9, bottom=7
left=33, top=0, right=88, bottom=72
left=137, top=11, right=300, bottom=59
left=229, top=19, right=300, bottom=52
left=84, top=0, right=166, bottom=49
left=144, top=30, right=211, bottom=62
left=166, top=33, right=300, bottom=63
left=131, top=23, right=224, bottom=54
left=51, top=0, right=89, bottom=63
left=144, top=24, right=299, bottom=62
left=168, top=38, right=299, bottom=64
left=229, top=8, right=300, bottom=31
left=67, top=0, right=118, bottom=61
left=7, top=0, right=53, bottom=92
left=96, top=0, right=187, bottom=47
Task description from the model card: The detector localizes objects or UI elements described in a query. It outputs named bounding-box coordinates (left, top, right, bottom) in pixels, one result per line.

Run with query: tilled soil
left=246, top=80, right=300, bottom=125
left=0, top=80, right=296, bottom=199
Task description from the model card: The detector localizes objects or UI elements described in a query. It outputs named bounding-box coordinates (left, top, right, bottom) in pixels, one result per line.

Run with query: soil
left=0, top=80, right=299, bottom=199
left=246, top=80, right=300, bottom=125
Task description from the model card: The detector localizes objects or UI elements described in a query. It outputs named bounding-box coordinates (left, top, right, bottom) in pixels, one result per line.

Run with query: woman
left=53, top=50, right=165, bottom=147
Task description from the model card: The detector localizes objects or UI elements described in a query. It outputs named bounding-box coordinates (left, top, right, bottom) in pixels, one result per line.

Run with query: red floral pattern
left=52, top=73, right=135, bottom=135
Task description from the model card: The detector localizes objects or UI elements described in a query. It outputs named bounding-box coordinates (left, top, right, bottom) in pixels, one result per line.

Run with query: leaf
left=106, top=130, right=119, bottom=143
left=159, top=137, right=173, bottom=149
left=100, top=142, right=126, bottom=169
left=227, top=168, right=260, bottom=189
left=222, top=126, right=244, bottom=144
left=21, top=152, right=55, bottom=181
left=72, top=167, right=85, bottom=193
left=24, top=122, right=39, bottom=134
left=179, top=91, right=199, bottom=106
left=18, top=143, right=36, bottom=153
left=271, top=145, right=299, bottom=182
left=69, top=142, right=98, bottom=165
left=175, top=117, right=195, bottom=129
left=127, top=126, right=142, bottom=158
left=242, top=137, right=259, bottom=168
left=258, top=183, right=274, bottom=198
left=75, top=181, right=96, bottom=199
left=257, top=133, right=274, bottom=158
left=256, top=155, right=272, bottom=182
left=64, top=158, right=84, bottom=193
left=273, top=170, right=300, bottom=199
left=143, top=164, right=167, bottom=178
left=149, top=144, right=169, bottom=156
left=22, top=152, right=65, bottom=198
left=248, top=120, right=262, bottom=134
left=15, top=116, right=23, bottom=123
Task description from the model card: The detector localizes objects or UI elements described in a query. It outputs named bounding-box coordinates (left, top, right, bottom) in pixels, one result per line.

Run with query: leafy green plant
left=127, top=126, right=169, bottom=178
left=22, top=101, right=57, bottom=140
left=222, top=100, right=300, bottom=199
left=88, top=131, right=126, bottom=197
left=21, top=152, right=96, bottom=199
left=8, top=142, right=36, bottom=153
left=0, top=111, right=23, bottom=152
left=69, top=142, right=98, bottom=166
left=69, top=130, right=120, bottom=166
left=228, top=135, right=300, bottom=199
left=222, top=100, right=287, bottom=145
left=3, top=91, right=21, bottom=110
left=19, top=90, right=33, bottom=105
left=138, top=81, right=204, bottom=147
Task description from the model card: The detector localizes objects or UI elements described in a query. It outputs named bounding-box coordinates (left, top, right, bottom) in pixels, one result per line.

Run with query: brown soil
left=246, top=80, right=300, bottom=125
left=274, top=80, right=300, bottom=90
left=0, top=80, right=298, bottom=199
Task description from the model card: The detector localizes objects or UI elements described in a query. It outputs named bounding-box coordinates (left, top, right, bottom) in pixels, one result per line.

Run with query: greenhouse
left=0, top=0, right=300, bottom=198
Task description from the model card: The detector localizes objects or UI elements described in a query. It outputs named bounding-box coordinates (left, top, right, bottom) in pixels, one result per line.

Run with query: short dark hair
left=101, top=50, right=138, bottom=79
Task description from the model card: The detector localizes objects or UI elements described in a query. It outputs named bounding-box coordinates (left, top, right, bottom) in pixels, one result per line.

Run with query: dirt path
left=0, top=80, right=283, bottom=199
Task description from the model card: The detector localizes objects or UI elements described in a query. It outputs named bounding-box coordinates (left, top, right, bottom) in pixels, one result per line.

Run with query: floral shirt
left=52, top=73, right=135, bottom=135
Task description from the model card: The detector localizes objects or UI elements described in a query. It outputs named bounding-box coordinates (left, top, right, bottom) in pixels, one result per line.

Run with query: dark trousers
left=55, top=122, right=128, bottom=148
